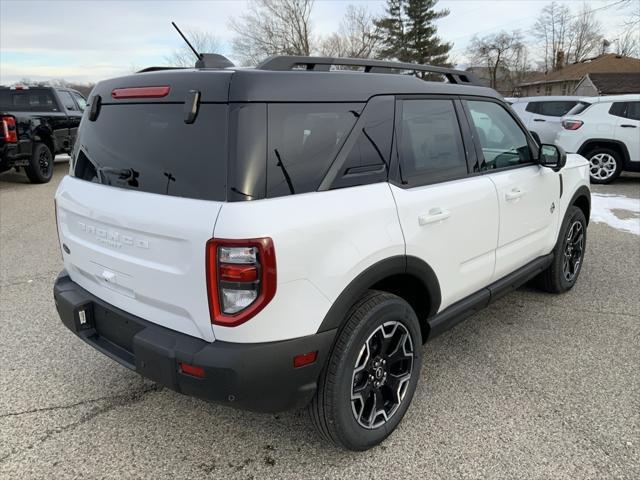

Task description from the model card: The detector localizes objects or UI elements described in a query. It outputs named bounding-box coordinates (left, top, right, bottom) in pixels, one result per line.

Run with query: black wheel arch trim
left=316, top=255, right=441, bottom=334
left=578, top=138, right=630, bottom=165
left=567, top=185, right=591, bottom=224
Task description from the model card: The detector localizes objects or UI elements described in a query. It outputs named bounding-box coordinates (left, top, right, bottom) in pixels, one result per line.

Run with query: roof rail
left=256, top=56, right=481, bottom=86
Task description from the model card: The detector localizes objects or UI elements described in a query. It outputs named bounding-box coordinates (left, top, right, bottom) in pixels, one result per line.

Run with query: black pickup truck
left=0, top=86, right=86, bottom=183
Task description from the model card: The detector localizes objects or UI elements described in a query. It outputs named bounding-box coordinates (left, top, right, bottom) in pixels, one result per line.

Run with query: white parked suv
left=53, top=56, right=591, bottom=451
left=508, top=96, right=584, bottom=145
left=556, top=94, right=640, bottom=184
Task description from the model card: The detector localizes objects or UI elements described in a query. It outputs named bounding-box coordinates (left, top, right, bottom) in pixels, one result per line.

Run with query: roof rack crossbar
left=256, top=56, right=481, bottom=86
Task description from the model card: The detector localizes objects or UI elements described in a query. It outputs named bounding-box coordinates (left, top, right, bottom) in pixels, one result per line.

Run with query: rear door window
left=398, top=98, right=468, bottom=186
left=537, top=101, right=578, bottom=117
left=73, top=103, right=228, bottom=201
left=266, top=103, right=361, bottom=198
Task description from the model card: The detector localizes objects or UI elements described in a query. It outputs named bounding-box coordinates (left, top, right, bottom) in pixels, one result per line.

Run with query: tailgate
left=55, top=71, right=232, bottom=341
left=56, top=177, right=222, bottom=341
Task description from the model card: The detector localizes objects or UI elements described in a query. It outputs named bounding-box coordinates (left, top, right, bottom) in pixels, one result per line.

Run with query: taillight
left=562, top=119, right=583, bottom=130
left=1, top=116, right=18, bottom=143
left=206, top=238, right=276, bottom=327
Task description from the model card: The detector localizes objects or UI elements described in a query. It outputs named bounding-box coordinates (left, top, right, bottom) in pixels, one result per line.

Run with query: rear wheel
left=309, top=290, right=422, bottom=451
left=25, top=142, right=54, bottom=184
left=587, top=148, right=622, bottom=184
left=538, top=206, right=587, bottom=293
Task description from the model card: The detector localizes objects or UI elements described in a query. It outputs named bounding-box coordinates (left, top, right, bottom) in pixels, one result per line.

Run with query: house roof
left=583, top=73, right=640, bottom=95
left=520, top=54, right=640, bottom=86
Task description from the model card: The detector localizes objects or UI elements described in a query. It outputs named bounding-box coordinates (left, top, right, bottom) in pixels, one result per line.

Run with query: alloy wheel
left=589, top=153, right=617, bottom=181
left=351, top=321, right=414, bottom=429
left=563, top=220, right=584, bottom=282
left=39, top=148, right=52, bottom=177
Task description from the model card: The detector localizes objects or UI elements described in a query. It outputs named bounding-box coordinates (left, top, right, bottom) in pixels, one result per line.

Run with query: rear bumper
left=54, top=272, right=336, bottom=412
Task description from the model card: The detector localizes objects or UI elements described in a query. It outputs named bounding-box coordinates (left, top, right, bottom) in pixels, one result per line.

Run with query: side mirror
left=539, top=144, right=566, bottom=172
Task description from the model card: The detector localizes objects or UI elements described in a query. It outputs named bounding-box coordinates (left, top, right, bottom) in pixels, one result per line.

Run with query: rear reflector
left=293, top=351, right=318, bottom=368
left=179, top=362, right=206, bottom=378
left=111, top=86, right=170, bottom=99
left=219, top=264, right=259, bottom=282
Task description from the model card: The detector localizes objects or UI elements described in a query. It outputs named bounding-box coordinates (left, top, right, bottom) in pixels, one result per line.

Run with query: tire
left=25, top=142, right=54, bottom=184
left=538, top=205, right=587, bottom=293
left=308, top=290, right=422, bottom=451
left=586, top=147, right=622, bottom=184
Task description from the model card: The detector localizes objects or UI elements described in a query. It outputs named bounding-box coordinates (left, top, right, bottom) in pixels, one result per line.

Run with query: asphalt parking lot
left=1, top=163, right=639, bottom=479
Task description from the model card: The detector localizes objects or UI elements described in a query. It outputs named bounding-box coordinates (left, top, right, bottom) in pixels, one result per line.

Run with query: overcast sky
left=0, top=0, right=634, bottom=84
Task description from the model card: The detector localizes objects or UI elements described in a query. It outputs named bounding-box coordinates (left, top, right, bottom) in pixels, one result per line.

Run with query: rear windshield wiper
left=273, top=149, right=295, bottom=195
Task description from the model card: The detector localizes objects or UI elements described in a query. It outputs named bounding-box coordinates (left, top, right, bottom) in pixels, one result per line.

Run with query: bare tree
left=566, top=3, right=603, bottom=63
left=230, top=0, right=313, bottom=66
left=319, top=5, right=381, bottom=58
left=165, top=29, right=221, bottom=67
left=532, top=2, right=571, bottom=72
left=614, top=28, right=639, bottom=57
left=467, top=30, right=526, bottom=90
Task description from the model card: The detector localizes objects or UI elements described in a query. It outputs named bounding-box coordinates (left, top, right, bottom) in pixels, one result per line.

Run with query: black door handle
left=621, top=124, right=637, bottom=128
left=533, top=118, right=546, bottom=122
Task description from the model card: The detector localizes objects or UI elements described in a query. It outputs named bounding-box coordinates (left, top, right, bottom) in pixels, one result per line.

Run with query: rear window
left=566, top=101, right=592, bottom=116
left=0, top=88, right=59, bottom=112
left=73, top=103, right=227, bottom=201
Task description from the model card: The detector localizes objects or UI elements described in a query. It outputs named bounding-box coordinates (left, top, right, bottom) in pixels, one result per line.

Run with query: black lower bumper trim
left=54, top=272, right=336, bottom=413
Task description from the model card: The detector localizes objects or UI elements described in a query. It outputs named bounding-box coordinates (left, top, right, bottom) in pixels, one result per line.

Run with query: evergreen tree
left=374, top=0, right=409, bottom=62
left=376, top=0, right=452, bottom=67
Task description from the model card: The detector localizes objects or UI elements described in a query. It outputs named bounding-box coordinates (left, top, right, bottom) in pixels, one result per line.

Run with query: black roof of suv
left=90, top=55, right=499, bottom=104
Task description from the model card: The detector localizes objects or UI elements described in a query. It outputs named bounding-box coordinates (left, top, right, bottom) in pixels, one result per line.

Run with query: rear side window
left=0, top=88, right=59, bottom=112
left=610, top=101, right=640, bottom=120
left=466, top=100, right=532, bottom=170
left=566, top=101, right=592, bottom=116
left=398, top=99, right=467, bottom=185
left=73, top=103, right=227, bottom=201
left=266, top=103, right=361, bottom=198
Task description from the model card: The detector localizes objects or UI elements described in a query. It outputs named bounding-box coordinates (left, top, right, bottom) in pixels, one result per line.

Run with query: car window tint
left=467, top=100, right=532, bottom=170
left=58, top=91, right=77, bottom=111
left=71, top=92, right=87, bottom=112
left=609, top=102, right=627, bottom=118
left=399, top=99, right=467, bottom=185
left=566, top=101, right=592, bottom=115
left=0, top=88, right=59, bottom=112
left=537, top=101, right=578, bottom=117
left=625, top=102, right=640, bottom=121
left=266, top=103, right=361, bottom=198
left=525, top=102, right=540, bottom=113
left=330, top=96, right=394, bottom=190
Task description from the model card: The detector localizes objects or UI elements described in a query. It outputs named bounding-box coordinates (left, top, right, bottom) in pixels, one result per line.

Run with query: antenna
left=171, top=21, right=201, bottom=62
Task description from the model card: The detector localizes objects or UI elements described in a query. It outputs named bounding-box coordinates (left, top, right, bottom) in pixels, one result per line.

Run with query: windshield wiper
left=274, top=148, right=295, bottom=195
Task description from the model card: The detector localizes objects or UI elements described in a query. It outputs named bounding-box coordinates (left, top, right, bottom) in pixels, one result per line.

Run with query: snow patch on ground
left=590, top=193, right=640, bottom=236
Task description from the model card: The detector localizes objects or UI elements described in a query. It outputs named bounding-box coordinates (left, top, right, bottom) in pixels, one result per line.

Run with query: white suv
left=508, top=96, right=583, bottom=144
left=556, top=94, right=640, bottom=183
left=53, top=56, right=591, bottom=451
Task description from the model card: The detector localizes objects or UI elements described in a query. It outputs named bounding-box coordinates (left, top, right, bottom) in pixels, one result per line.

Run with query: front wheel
left=25, top=142, right=54, bottom=184
left=308, top=290, right=422, bottom=451
left=538, top=206, right=587, bottom=293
